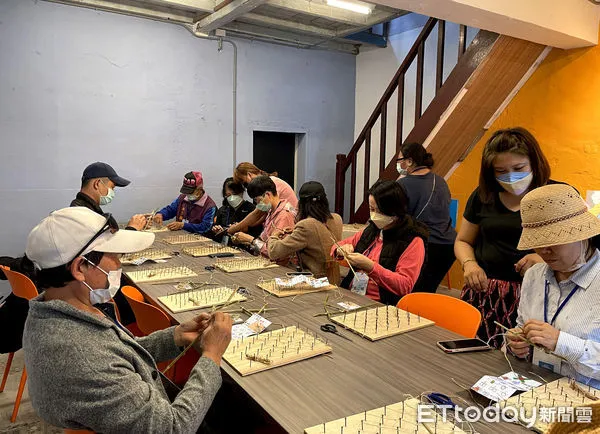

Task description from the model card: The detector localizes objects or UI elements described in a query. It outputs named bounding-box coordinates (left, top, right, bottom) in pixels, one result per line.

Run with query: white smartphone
left=437, top=338, right=492, bottom=354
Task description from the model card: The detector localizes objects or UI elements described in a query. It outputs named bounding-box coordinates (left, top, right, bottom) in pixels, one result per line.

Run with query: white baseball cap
left=26, top=207, right=155, bottom=270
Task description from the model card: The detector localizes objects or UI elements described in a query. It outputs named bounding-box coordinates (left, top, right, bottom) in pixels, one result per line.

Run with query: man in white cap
left=22, top=207, right=232, bottom=433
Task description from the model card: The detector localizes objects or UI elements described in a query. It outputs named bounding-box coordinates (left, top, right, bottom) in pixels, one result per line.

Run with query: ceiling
left=43, top=0, right=407, bottom=54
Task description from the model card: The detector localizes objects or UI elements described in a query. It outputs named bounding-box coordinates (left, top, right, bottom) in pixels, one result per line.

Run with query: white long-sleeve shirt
left=517, top=249, right=600, bottom=388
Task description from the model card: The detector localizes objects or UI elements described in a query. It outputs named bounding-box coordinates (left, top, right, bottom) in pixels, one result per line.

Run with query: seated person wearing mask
left=268, top=181, right=343, bottom=284
left=71, top=162, right=147, bottom=231
left=212, top=177, right=262, bottom=243
left=23, top=207, right=232, bottom=432
left=507, top=184, right=600, bottom=388
left=332, top=180, right=428, bottom=305
left=231, top=175, right=296, bottom=257
left=154, top=171, right=216, bottom=234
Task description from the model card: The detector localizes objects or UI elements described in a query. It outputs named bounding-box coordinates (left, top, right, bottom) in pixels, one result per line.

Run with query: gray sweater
left=23, top=294, right=222, bottom=433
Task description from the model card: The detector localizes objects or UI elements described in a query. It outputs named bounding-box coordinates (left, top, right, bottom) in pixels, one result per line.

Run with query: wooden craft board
left=499, top=377, right=599, bottom=433
left=158, top=286, right=246, bottom=313
left=144, top=226, right=169, bottom=233
left=121, top=249, right=172, bottom=265
left=257, top=280, right=338, bottom=298
left=304, top=397, right=467, bottom=434
left=330, top=305, right=434, bottom=341
left=223, top=326, right=331, bottom=376
left=215, top=258, right=279, bottom=273
left=163, top=234, right=212, bottom=244
left=182, top=245, right=240, bottom=257
left=125, top=266, right=197, bottom=283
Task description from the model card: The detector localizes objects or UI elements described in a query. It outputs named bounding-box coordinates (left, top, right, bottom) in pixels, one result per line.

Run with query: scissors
left=426, top=392, right=456, bottom=408
left=320, top=324, right=353, bottom=342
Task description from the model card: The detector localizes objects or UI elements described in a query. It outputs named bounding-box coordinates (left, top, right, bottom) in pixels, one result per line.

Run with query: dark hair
left=400, top=142, right=434, bottom=168
left=479, top=127, right=550, bottom=204
left=36, top=251, right=104, bottom=290
left=246, top=175, right=277, bottom=199
left=221, top=177, right=245, bottom=198
left=297, top=193, right=332, bottom=224
left=368, top=180, right=407, bottom=217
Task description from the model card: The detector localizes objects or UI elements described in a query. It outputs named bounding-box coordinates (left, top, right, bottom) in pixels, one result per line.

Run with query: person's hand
left=271, top=228, right=291, bottom=239
left=335, top=244, right=354, bottom=259
left=200, top=312, right=233, bottom=365
left=153, top=213, right=163, bottom=225
left=167, top=221, right=185, bottom=231
left=212, top=225, right=223, bottom=233
left=506, top=327, right=530, bottom=358
left=346, top=253, right=375, bottom=272
left=227, top=224, right=239, bottom=235
left=515, top=253, right=544, bottom=276
left=127, top=214, right=147, bottom=231
left=232, top=232, right=254, bottom=245
left=463, top=261, right=489, bottom=291
left=523, top=319, right=560, bottom=352
left=174, top=313, right=212, bottom=347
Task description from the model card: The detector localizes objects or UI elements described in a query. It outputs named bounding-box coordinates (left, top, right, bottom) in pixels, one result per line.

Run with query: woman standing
left=397, top=143, right=456, bottom=293
left=333, top=180, right=428, bottom=305
left=455, top=127, right=552, bottom=348
left=268, top=181, right=343, bottom=284
left=233, top=162, right=297, bottom=207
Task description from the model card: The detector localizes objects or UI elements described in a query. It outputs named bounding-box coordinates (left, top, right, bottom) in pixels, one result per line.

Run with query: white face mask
left=82, top=257, right=122, bottom=305
left=556, top=241, right=589, bottom=273
left=496, top=172, right=533, bottom=195
left=396, top=163, right=408, bottom=177
left=370, top=211, right=396, bottom=229
left=227, top=194, right=243, bottom=208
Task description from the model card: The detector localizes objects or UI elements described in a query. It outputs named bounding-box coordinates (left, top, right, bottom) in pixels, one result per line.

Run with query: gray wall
left=0, top=0, right=356, bottom=257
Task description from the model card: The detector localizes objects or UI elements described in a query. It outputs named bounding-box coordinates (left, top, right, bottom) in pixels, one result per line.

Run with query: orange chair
left=121, top=286, right=200, bottom=384
left=397, top=292, right=481, bottom=338
left=0, top=265, right=39, bottom=423
left=121, top=286, right=171, bottom=334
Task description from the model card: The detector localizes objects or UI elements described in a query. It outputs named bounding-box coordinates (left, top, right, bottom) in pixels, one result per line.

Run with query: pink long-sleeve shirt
left=332, top=230, right=425, bottom=302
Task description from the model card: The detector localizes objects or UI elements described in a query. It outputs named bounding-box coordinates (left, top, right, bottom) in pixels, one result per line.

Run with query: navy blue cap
left=81, top=162, right=130, bottom=187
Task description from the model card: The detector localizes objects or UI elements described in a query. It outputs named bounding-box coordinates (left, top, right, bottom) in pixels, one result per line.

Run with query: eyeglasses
left=72, top=213, right=119, bottom=261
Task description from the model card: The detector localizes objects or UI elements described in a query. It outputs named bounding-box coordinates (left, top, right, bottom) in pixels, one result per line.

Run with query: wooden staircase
left=335, top=18, right=548, bottom=223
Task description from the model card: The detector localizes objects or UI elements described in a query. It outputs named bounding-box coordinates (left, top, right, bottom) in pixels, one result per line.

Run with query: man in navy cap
left=71, top=162, right=146, bottom=231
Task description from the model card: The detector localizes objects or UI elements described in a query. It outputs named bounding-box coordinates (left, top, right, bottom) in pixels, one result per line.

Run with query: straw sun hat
left=518, top=184, right=600, bottom=250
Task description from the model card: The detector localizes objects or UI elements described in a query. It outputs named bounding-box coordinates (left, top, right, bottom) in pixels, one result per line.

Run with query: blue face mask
left=255, top=195, right=272, bottom=212
left=99, top=181, right=115, bottom=205
left=496, top=171, right=531, bottom=183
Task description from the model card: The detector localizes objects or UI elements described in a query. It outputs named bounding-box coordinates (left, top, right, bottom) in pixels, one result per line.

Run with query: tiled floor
left=0, top=351, right=61, bottom=434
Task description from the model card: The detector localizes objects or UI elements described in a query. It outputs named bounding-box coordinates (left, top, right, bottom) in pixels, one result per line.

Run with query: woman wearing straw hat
left=507, top=184, right=600, bottom=388
left=455, top=127, right=560, bottom=348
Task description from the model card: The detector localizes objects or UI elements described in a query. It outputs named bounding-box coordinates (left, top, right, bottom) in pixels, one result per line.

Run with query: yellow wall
left=446, top=41, right=600, bottom=289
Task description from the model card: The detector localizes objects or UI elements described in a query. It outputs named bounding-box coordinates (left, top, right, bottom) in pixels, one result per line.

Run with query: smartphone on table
left=437, top=338, right=492, bottom=354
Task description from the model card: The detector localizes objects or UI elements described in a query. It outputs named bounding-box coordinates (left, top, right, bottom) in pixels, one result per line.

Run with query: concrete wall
left=0, top=0, right=356, bottom=261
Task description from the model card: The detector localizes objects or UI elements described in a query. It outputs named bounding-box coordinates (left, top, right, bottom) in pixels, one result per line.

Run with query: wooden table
left=124, top=232, right=556, bottom=433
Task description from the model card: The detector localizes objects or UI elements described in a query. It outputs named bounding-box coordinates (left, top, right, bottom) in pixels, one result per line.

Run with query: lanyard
left=544, top=279, right=579, bottom=326
left=362, top=239, right=378, bottom=258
